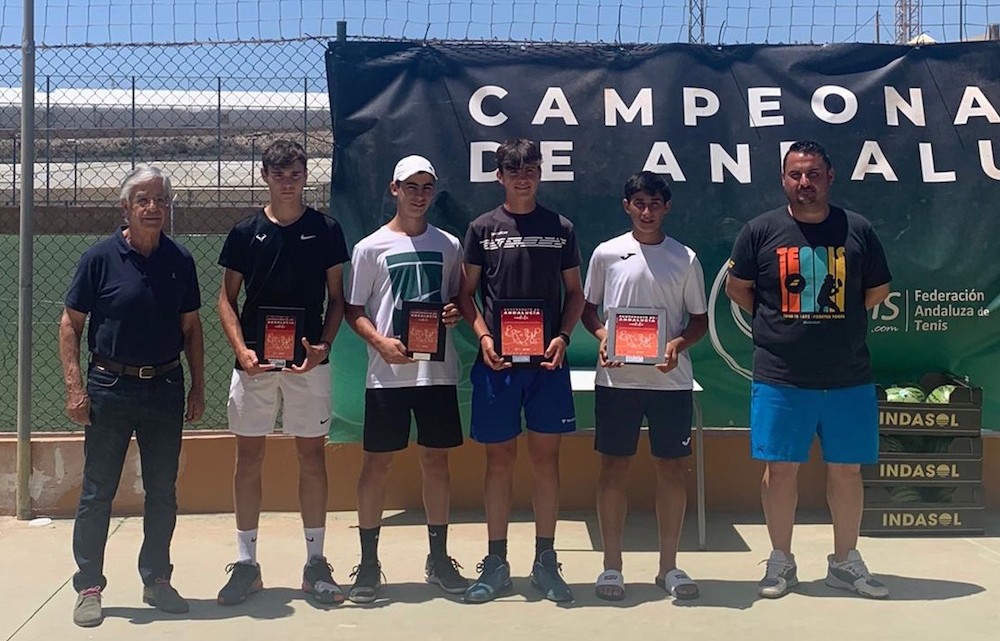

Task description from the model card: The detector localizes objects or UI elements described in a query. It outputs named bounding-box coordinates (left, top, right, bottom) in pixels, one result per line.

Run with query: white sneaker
left=758, top=550, right=798, bottom=598
left=826, top=550, right=890, bottom=599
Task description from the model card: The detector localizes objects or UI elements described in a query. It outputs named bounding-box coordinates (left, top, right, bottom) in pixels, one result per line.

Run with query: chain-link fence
left=0, top=39, right=333, bottom=430
left=2, top=0, right=999, bottom=431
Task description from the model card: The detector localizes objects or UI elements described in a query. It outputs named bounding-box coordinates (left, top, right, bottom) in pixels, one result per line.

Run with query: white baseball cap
left=392, top=155, right=438, bottom=182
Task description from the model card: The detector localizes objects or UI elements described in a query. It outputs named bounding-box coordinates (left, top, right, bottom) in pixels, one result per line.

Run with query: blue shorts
left=750, top=381, right=878, bottom=464
left=595, top=386, right=693, bottom=459
left=469, top=360, right=576, bottom=444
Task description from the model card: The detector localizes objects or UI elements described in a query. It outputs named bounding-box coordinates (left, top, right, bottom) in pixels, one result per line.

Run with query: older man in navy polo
left=58, top=165, right=205, bottom=627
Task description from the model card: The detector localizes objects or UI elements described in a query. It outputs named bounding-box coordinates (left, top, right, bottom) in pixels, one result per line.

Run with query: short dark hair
left=262, top=139, right=307, bottom=173
left=784, top=140, right=832, bottom=171
left=495, top=138, right=542, bottom=172
left=623, top=171, right=671, bottom=203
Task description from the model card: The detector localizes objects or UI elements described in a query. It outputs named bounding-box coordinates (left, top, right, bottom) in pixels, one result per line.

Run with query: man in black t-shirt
left=726, top=140, right=892, bottom=600
left=216, top=140, right=349, bottom=606
left=458, top=139, right=584, bottom=604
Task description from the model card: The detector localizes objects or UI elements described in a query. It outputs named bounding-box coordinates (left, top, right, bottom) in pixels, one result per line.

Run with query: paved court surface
left=1, top=510, right=997, bottom=641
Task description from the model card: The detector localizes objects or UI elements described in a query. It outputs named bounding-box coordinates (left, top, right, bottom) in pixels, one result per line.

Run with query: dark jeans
left=72, top=363, right=185, bottom=592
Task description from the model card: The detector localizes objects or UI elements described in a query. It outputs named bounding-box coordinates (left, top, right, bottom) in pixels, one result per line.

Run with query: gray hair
left=119, top=165, right=173, bottom=203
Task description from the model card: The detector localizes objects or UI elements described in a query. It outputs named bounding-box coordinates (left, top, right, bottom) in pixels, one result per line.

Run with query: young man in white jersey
left=345, top=155, right=469, bottom=602
left=582, top=171, right=708, bottom=601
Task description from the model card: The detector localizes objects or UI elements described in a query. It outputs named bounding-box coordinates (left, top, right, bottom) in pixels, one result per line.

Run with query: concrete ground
left=1, top=510, right=998, bottom=641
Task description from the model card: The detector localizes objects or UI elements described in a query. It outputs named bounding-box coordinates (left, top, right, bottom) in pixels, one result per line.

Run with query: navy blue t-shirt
left=218, top=207, right=349, bottom=350
left=65, top=227, right=201, bottom=366
left=729, top=205, right=892, bottom=389
left=464, top=205, right=581, bottom=339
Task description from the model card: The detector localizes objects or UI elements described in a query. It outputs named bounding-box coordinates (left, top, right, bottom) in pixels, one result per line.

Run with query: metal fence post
left=131, top=75, right=137, bottom=169
left=69, top=138, right=77, bottom=204
left=45, top=75, right=50, bottom=205
left=250, top=134, right=257, bottom=191
left=17, top=0, right=36, bottom=521
left=11, top=136, right=16, bottom=204
left=217, top=76, right=222, bottom=206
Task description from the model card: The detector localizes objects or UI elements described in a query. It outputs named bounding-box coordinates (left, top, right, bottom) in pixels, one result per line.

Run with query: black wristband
left=558, top=331, right=571, bottom=346
left=478, top=333, right=494, bottom=343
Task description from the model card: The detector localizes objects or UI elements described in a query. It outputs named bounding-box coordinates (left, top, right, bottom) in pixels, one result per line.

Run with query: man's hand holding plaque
left=654, top=337, right=683, bottom=374
left=375, top=335, right=415, bottom=365
left=479, top=334, right=510, bottom=371
left=541, top=334, right=568, bottom=370
left=441, top=302, right=461, bottom=328
left=597, top=332, right=624, bottom=369
left=236, top=346, right=277, bottom=376
left=289, top=337, right=331, bottom=374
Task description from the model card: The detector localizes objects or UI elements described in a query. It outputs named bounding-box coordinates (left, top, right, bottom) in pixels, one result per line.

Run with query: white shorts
left=227, top=364, right=332, bottom=438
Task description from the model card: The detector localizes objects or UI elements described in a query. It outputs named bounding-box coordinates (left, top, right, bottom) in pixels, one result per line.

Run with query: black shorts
left=363, top=386, right=464, bottom=453
left=594, top=386, right=693, bottom=459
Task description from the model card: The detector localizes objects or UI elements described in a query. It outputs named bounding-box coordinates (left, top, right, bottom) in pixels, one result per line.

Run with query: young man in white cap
left=344, top=155, right=469, bottom=602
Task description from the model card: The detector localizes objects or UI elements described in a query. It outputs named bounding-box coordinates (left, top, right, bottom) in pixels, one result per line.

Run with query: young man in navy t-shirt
left=458, top=138, right=584, bottom=604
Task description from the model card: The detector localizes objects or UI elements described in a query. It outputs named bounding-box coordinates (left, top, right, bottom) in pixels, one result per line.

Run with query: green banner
left=327, top=41, right=1000, bottom=439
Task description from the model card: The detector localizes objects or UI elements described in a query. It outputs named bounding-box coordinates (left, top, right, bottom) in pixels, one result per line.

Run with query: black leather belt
left=92, top=356, right=181, bottom=380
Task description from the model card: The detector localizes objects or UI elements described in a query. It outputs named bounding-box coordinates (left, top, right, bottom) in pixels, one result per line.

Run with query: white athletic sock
left=305, top=527, right=325, bottom=562
left=237, top=528, right=258, bottom=564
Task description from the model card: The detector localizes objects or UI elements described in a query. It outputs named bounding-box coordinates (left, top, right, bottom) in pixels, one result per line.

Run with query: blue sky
left=0, top=0, right=996, bottom=48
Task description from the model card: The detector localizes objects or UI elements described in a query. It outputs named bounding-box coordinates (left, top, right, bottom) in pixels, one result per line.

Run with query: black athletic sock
left=487, top=539, right=508, bottom=562
left=359, top=526, right=381, bottom=564
left=428, top=524, right=448, bottom=559
left=535, top=537, right=555, bottom=562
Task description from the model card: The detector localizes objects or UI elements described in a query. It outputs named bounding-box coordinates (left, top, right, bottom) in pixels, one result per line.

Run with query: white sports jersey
left=584, top=232, right=707, bottom=390
left=347, top=224, right=462, bottom=388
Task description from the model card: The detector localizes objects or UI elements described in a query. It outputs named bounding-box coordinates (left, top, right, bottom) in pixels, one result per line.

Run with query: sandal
left=655, top=568, right=700, bottom=600
left=595, top=569, right=625, bottom=601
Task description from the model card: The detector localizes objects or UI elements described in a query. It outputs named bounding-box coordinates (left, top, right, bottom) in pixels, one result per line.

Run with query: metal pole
left=217, top=77, right=222, bottom=206
left=16, top=0, right=36, bottom=521
left=72, top=140, right=78, bottom=204
left=131, top=75, right=136, bottom=169
left=337, top=20, right=347, bottom=42
left=45, top=75, right=49, bottom=205
left=959, top=1, right=965, bottom=42
left=250, top=135, right=256, bottom=191
left=11, top=137, right=16, bottom=204
left=302, top=77, right=308, bottom=154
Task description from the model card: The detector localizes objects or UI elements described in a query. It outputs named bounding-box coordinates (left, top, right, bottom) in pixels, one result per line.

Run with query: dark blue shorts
left=594, top=386, right=693, bottom=459
left=469, top=360, right=576, bottom=444
left=750, top=381, right=878, bottom=464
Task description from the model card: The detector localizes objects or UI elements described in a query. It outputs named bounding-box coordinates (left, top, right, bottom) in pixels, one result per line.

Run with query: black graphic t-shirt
left=464, top=205, right=581, bottom=338
left=729, top=206, right=891, bottom=388
left=218, top=208, right=349, bottom=357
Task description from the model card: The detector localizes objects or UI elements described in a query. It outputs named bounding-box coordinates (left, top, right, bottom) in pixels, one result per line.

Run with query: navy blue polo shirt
left=65, top=227, right=201, bottom=366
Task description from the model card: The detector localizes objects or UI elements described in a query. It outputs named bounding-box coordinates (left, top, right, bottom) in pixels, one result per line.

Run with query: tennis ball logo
left=935, top=464, right=952, bottom=478
left=784, top=273, right=806, bottom=294
left=935, top=413, right=951, bottom=427
left=937, top=513, right=954, bottom=527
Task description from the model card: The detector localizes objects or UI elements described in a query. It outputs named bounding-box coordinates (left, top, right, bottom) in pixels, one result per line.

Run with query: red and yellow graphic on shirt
left=776, top=245, right=846, bottom=319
